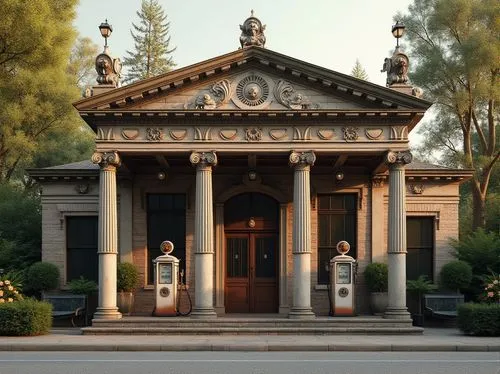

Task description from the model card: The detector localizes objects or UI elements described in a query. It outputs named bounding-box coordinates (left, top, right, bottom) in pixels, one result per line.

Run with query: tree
left=123, top=0, right=176, bottom=83
left=398, top=0, right=499, bottom=229
left=68, top=36, right=99, bottom=90
left=0, top=0, right=82, bottom=183
left=351, top=59, right=369, bottom=81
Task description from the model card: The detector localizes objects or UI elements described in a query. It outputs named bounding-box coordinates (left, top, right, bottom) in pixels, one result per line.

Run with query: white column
left=384, top=150, right=412, bottom=319
left=190, top=151, right=217, bottom=319
left=92, top=151, right=122, bottom=320
left=288, top=151, right=316, bottom=319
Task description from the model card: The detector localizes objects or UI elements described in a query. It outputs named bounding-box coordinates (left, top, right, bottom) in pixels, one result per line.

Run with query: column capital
left=289, top=151, right=316, bottom=167
left=190, top=151, right=217, bottom=168
left=385, top=151, right=412, bottom=166
left=92, top=151, right=121, bottom=170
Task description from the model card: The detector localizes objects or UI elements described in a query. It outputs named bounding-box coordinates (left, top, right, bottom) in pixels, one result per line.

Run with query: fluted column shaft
left=384, top=151, right=412, bottom=320
left=190, top=151, right=217, bottom=319
left=288, top=151, right=316, bottom=319
left=92, top=151, right=122, bottom=320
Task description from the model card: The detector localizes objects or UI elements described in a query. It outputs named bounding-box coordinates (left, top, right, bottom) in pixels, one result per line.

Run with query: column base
left=93, top=307, right=122, bottom=320
left=383, top=307, right=411, bottom=320
left=190, top=307, right=218, bottom=319
left=288, top=307, right=315, bottom=319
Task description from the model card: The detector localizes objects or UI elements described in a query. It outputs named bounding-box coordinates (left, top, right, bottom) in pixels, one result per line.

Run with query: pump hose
left=176, top=274, right=192, bottom=316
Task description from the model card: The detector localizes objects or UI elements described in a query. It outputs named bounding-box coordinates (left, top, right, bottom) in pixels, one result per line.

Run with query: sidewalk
left=1, top=328, right=499, bottom=352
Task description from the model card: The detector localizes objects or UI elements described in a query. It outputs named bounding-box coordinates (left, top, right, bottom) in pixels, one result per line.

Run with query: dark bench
left=42, top=294, right=87, bottom=327
left=424, top=294, right=464, bottom=319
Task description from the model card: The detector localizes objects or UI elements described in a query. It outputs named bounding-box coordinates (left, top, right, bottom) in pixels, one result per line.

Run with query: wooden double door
left=225, top=232, right=278, bottom=313
left=224, top=192, right=279, bottom=313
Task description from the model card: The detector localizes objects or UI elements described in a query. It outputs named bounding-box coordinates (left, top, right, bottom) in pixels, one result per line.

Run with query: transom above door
left=224, top=193, right=279, bottom=313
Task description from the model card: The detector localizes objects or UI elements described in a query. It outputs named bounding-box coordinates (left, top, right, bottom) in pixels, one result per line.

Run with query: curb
left=1, top=343, right=499, bottom=352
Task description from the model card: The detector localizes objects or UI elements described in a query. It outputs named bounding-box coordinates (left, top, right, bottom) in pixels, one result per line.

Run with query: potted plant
left=363, top=262, right=388, bottom=315
left=407, top=275, right=437, bottom=326
left=117, top=262, right=140, bottom=315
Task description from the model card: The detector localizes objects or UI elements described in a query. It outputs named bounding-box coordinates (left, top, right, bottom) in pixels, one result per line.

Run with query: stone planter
left=117, top=291, right=134, bottom=315
left=369, top=292, right=388, bottom=315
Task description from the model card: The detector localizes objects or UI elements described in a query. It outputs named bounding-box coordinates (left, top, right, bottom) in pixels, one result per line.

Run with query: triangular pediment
left=74, top=46, right=431, bottom=115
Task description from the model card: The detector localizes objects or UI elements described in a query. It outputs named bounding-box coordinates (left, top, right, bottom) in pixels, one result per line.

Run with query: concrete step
left=82, top=316, right=422, bottom=335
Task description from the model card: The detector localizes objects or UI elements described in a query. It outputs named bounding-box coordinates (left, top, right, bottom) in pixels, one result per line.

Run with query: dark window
left=147, top=194, right=186, bottom=284
left=317, top=194, right=357, bottom=284
left=66, top=216, right=98, bottom=283
left=406, top=217, right=434, bottom=281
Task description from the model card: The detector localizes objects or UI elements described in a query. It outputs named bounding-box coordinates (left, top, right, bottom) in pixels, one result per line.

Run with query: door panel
left=225, top=233, right=278, bottom=313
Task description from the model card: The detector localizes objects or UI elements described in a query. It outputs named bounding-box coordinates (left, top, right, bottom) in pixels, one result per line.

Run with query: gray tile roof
left=44, top=160, right=98, bottom=170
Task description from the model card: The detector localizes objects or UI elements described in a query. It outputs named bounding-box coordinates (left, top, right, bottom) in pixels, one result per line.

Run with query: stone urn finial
left=239, top=11, right=266, bottom=48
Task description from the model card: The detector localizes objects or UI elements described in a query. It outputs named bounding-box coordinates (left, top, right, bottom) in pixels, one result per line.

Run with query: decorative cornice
left=91, top=151, right=121, bottom=170
left=289, top=151, right=316, bottom=167
left=385, top=150, right=412, bottom=165
left=190, top=151, right=218, bottom=167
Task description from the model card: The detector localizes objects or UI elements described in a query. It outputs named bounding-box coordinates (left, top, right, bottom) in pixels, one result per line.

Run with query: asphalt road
left=0, top=351, right=499, bottom=374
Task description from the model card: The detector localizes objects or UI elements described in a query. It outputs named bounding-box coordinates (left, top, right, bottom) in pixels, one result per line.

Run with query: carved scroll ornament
left=274, top=80, right=316, bottom=109
left=190, top=151, right=218, bottom=167
left=289, top=151, right=316, bottom=167
left=91, top=151, right=121, bottom=169
left=385, top=150, right=413, bottom=165
left=195, top=80, right=231, bottom=109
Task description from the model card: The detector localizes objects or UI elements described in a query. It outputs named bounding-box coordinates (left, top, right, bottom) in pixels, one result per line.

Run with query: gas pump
left=153, top=240, right=179, bottom=316
left=329, top=240, right=356, bottom=316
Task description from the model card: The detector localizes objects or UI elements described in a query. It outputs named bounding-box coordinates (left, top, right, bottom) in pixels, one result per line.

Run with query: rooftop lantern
left=391, top=21, right=405, bottom=49
left=99, top=19, right=113, bottom=48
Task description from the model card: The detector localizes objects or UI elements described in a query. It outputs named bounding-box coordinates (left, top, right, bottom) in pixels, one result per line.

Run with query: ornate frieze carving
left=371, top=176, right=385, bottom=188
left=219, top=129, right=238, bottom=141
left=169, top=129, right=187, bottom=141
left=342, top=127, right=359, bottom=141
left=293, top=127, right=312, bottom=141
left=233, top=74, right=270, bottom=109
left=245, top=128, right=262, bottom=142
left=239, top=10, right=266, bottom=48
left=269, top=128, right=287, bottom=140
left=409, top=184, right=425, bottom=194
left=97, top=128, right=114, bottom=140
left=194, top=80, right=231, bottom=110
left=390, top=126, right=408, bottom=140
left=76, top=184, right=90, bottom=194
left=274, top=80, right=317, bottom=109
left=317, top=129, right=335, bottom=140
left=121, top=128, right=139, bottom=140
left=289, top=151, right=316, bottom=167
left=365, top=128, right=383, bottom=140
left=91, top=151, right=121, bottom=170
left=194, top=127, right=212, bottom=141
left=146, top=128, right=163, bottom=141
left=189, top=151, right=217, bottom=167
left=385, top=150, right=413, bottom=165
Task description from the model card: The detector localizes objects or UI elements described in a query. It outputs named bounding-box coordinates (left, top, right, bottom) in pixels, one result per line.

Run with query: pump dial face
left=336, top=240, right=350, bottom=255
left=160, top=240, right=174, bottom=254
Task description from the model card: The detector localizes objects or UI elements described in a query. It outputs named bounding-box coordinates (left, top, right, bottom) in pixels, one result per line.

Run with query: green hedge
left=458, top=303, right=500, bottom=336
left=0, top=299, right=52, bottom=336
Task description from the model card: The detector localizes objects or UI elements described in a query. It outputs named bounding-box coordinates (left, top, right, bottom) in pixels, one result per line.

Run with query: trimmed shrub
left=67, top=277, right=97, bottom=296
left=0, top=298, right=52, bottom=336
left=439, top=260, right=473, bottom=293
left=117, top=262, right=140, bottom=292
left=363, top=263, right=388, bottom=292
left=458, top=303, right=500, bottom=336
left=24, top=262, right=60, bottom=297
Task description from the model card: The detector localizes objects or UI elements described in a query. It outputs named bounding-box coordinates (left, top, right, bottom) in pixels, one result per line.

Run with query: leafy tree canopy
left=398, top=0, right=499, bottom=229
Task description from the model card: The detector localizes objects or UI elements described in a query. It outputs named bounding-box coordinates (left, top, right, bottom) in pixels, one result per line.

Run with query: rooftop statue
left=239, top=10, right=266, bottom=48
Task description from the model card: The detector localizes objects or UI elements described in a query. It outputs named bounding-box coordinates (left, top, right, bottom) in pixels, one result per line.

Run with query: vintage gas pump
left=329, top=240, right=356, bottom=316
left=153, top=240, right=179, bottom=316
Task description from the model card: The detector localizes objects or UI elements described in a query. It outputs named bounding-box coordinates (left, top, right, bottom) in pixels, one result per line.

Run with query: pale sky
left=75, top=0, right=425, bottom=145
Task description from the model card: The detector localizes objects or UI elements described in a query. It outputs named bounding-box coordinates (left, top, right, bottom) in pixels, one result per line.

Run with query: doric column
left=91, top=151, right=122, bottom=320
left=384, top=150, right=412, bottom=319
left=190, top=151, right=217, bottom=319
left=288, top=151, right=316, bottom=319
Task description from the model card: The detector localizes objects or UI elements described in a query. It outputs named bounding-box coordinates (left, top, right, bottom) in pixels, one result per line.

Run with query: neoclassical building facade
left=30, top=15, right=472, bottom=320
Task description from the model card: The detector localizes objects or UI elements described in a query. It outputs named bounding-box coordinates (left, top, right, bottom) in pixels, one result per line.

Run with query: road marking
left=0, top=359, right=498, bottom=363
